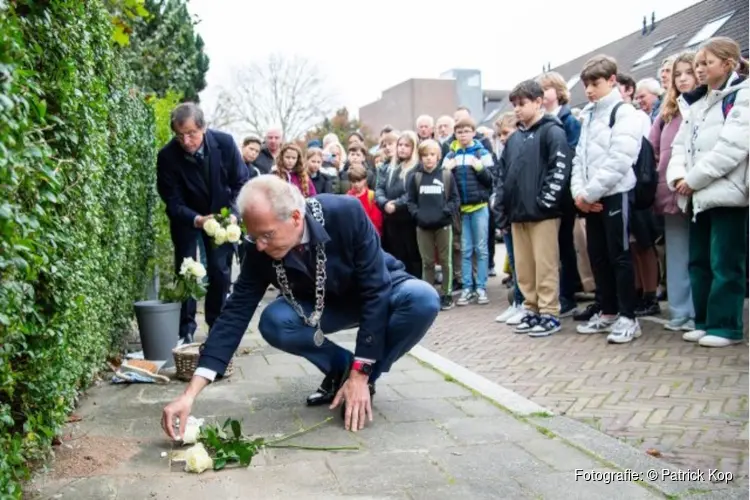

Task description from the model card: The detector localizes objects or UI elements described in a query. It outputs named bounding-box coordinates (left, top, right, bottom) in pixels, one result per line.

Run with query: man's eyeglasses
left=175, top=129, right=202, bottom=141
left=244, top=229, right=276, bottom=245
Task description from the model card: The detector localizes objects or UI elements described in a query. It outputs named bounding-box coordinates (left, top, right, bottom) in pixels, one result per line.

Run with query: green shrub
left=0, top=1, right=158, bottom=496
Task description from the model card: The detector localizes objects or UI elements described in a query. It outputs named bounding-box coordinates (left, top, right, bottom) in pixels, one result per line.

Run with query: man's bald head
left=265, top=128, right=283, bottom=153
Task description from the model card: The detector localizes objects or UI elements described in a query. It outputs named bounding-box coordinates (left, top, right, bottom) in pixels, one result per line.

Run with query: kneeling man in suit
left=162, top=175, right=440, bottom=433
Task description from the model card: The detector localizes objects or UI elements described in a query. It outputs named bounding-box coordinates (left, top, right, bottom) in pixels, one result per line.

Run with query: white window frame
left=685, top=12, right=735, bottom=48
left=566, top=75, right=581, bottom=90
left=633, top=36, right=676, bottom=67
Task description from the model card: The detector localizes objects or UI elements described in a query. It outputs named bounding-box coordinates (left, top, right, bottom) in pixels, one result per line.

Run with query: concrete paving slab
left=32, top=337, right=733, bottom=500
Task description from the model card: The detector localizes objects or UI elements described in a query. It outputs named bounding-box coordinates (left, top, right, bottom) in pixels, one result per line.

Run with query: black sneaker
left=440, top=295, right=455, bottom=311
left=307, top=371, right=344, bottom=406
left=635, top=298, right=661, bottom=317
left=573, top=302, right=601, bottom=322
left=488, top=267, right=497, bottom=277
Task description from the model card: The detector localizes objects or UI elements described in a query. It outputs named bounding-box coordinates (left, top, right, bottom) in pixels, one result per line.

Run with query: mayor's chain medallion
left=272, top=199, right=327, bottom=348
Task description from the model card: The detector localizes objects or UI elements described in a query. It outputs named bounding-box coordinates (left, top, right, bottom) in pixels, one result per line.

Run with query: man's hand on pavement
left=162, top=393, right=195, bottom=440
left=330, top=370, right=372, bottom=432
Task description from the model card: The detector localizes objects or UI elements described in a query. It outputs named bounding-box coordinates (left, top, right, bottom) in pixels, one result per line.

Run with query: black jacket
left=310, top=171, right=334, bottom=194
left=494, top=114, right=572, bottom=228
left=254, top=147, right=275, bottom=174
left=156, top=129, right=249, bottom=229
left=375, top=163, right=412, bottom=220
left=406, top=165, right=459, bottom=229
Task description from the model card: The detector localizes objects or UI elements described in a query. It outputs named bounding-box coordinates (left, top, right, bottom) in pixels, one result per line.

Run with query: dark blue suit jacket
left=156, top=129, right=249, bottom=228
left=198, top=194, right=412, bottom=375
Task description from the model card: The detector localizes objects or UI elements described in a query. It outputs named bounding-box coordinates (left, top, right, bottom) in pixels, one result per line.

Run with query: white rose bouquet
left=160, top=257, right=208, bottom=303
left=202, top=207, right=242, bottom=246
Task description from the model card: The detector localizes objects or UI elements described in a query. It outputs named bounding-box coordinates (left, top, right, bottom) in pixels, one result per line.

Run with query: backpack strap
left=722, top=91, right=738, bottom=119
left=442, top=169, right=452, bottom=201
left=609, top=102, right=625, bottom=128
left=414, top=171, right=423, bottom=188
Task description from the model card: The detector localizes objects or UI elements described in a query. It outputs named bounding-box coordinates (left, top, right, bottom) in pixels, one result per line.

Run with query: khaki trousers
left=417, top=226, right=453, bottom=295
left=573, top=218, right=596, bottom=292
left=511, top=219, right=561, bottom=316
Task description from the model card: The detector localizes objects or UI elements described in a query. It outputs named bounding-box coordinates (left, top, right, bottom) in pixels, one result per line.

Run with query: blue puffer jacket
left=444, top=139, right=494, bottom=209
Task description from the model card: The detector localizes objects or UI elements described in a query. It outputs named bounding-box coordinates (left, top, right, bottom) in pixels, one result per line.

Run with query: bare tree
left=206, top=54, right=336, bottom=140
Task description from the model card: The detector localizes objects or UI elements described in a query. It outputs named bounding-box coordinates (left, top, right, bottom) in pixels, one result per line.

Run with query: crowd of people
left=236, top=35, right=748, bottom=348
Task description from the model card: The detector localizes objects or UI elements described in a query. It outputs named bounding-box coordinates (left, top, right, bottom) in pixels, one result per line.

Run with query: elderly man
left=162, top=176, right=440, bottom=434
left=253, top=128, right=283, bottom=174
left=156, top=103, right=249, bottom=343
left=635, top=78, right=664, bottom=122
left=416, top=115, right=435, bottom=143
left=435, top=115, right=455, bottom=144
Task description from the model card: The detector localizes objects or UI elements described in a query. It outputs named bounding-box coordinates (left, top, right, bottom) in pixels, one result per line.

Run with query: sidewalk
left=28, top=326, right=747, bottom=498
left=428, top=243, right=749, bottom=482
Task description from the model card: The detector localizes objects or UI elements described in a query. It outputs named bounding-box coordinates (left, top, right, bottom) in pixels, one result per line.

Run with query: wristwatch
left=351, top=360, right=373, bottom=376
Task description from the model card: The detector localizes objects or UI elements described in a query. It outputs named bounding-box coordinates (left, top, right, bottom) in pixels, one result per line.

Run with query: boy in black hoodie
left=496, top=80, right=572, bottom=337
left=407, top=140, right=460, bottom=310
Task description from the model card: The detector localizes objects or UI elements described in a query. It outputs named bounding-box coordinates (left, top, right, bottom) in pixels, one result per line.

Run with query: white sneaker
left=682, top=329, right=707, bottom=342
left=506, top=307, right=529, bottom=326
left=698, top=335, right=742, bottom=348
left=606, top=317, right=642, bottom=344
left=665, top=318, right=695, bottom=332
left=576, top=313, right=616, bottom=334
left=495, top=303, right=520, bottom=323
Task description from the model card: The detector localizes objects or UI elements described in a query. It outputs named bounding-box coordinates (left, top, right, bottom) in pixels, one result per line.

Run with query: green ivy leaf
left=213, top=457, right=226, bottom=470
left=230, top=420, right=241, bottom=439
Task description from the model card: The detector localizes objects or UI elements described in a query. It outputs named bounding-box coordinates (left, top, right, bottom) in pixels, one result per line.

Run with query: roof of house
left=547, top=0, right=749, bottom=108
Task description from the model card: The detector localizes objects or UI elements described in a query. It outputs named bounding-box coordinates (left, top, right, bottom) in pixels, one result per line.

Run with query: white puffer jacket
left=666, top=73, right=749, bottom=217
left=571, top=88, right=642, bottom=203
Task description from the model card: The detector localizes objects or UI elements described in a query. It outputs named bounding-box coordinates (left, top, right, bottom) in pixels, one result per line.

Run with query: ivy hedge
left=0, top=1, right=160, bottom=496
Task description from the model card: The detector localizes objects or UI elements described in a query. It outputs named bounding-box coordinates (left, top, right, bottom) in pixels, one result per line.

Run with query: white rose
left=188, top=261, right=206, bottom=280
left=203, top=218, right=220, bottom=237
left=213, top=227, right=227, bottom=245
left=225, top=224, right=242, bottom=243
left=184, top=443, right=213, bottom=474
left=179, top=257, right=196, bottom=276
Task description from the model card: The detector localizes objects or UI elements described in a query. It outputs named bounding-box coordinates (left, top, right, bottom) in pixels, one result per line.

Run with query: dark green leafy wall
left=0, top=1, right=158, bottom=496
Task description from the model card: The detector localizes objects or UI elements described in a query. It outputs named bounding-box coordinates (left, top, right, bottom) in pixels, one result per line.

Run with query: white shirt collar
left=300, top=219, right=310, bottom=245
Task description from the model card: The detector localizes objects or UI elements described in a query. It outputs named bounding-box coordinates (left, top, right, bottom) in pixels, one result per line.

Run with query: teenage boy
left=407, top=139, right=460, bottom=310
left=494, top=80, right=571, bottom=336
left=241, top=136, right=263, bottom=179
left=571, top=54, right=642, bottom=343
left=443, top=117, right=495, bottom=306
left=538, top=72, right=583, bottom=318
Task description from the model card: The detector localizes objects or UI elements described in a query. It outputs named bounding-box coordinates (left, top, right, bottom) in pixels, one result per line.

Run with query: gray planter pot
left=134, top=300, right=181, bottom=368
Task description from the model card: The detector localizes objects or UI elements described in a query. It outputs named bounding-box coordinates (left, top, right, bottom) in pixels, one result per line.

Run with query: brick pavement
left=423, top=244, right=749, bottom=482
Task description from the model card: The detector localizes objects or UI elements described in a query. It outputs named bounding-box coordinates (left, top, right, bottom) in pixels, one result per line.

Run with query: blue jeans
left=258, top=279, right=440, bottom=381
left=461, top=206, right=489, bottom=291
left=664, top=214, right=694, bottom=320
left=504, top=231, right=525, bottom=305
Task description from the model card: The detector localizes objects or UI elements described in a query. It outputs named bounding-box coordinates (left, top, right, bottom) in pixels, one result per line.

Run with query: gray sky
left=189, top=0, right=700, bottom=120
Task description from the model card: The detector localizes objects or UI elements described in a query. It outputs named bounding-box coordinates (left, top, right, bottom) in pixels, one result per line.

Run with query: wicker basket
left=172, top=342, right=235, bottom=382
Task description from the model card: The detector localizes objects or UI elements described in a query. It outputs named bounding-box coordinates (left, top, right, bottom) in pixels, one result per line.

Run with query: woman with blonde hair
left=375, top=130, right=422, bottom=277
left=667, top=36, right=749, bottom=347
left=649, top=51, right=698, bottom=332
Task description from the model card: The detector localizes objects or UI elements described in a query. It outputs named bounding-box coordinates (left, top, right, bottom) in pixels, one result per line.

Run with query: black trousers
left=487, top=208, right=496, bottom=269
left=382, top=214, right=422, bottom=279
left=171, top=223, right=233, bottom=340
left=584, top=192, right=637, bottom=319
